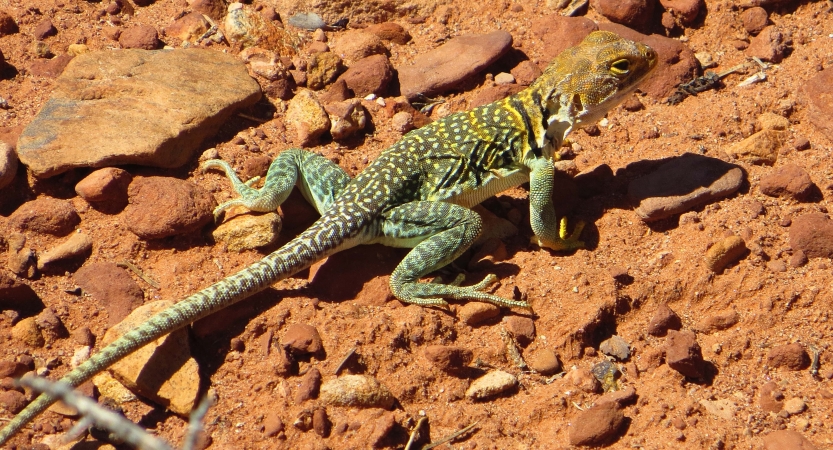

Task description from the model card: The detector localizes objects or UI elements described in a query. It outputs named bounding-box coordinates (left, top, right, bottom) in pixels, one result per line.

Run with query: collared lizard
left=0, top=30, right=656, bottom=445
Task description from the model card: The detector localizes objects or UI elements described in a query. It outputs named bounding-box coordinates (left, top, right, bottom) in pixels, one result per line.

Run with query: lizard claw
left=532, top=217, right=585, bottom=251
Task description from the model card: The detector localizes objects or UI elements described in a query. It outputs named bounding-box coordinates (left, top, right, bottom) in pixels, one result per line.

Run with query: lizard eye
left=611, top=59, right=630, bottom=75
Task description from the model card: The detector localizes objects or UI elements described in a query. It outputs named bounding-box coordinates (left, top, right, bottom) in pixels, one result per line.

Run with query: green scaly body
left=0, top=31, right=656, bottom=445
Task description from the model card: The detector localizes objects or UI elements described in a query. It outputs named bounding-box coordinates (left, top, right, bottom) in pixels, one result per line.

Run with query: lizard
left=0, top=30, right=657, bottom=445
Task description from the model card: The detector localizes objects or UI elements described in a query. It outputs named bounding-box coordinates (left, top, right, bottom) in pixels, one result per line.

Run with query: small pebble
left=527, top=348, right=561, bottom=375
left=599, top=335, right=630, bottom=360
left=37, top=232, right=93, bottom=269
left=281, top=323, right=323, bottom=355
left=287, top=12, right=325, bottom=30
left=465, top=370, right=518, bottom=400
left=494, top=72, right=515, bottom=85
left=783, top=398, right=806, bottom=415
left=458, top=302, right=501, bottom=326
left=320, top=375, right=395, bottom=409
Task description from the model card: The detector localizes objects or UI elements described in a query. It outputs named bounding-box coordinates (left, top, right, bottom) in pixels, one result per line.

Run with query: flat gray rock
left=628, top=153, right=744, bottom=222
left=398, top=31, right=512, bottom=100
left=17, top=49, right=261, bottom=178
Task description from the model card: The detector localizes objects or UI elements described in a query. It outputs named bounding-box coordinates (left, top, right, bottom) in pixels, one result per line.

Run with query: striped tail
left=0, top=213, right=363, bottom=445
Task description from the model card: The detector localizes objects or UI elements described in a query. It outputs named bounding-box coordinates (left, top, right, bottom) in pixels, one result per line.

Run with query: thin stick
left=182, top=394, right=215, bottom=450
left=404, top=416, right=428, bottom=450
left=117, top=260, right=161, bottom=289
left=20, top=375, right=172, bottom=450
left=334, top=347, right=357, bottom=375
left=422, top=421, right=479, bottom=450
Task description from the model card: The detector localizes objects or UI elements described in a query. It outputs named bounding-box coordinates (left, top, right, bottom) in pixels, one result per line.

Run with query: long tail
left=0, top=214, right=361, bottom=445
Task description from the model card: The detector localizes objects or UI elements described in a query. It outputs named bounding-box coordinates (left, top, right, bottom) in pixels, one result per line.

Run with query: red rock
left=36, top=308, right=66, bottom=342
left=263, top=412, right=284, bottom=437
left=28, top=54, right=74, bottom=78
left=567, top=367, right=601, bottom=393
left=664, top=330, right=705, bottom=378
left=7, top=197, right=79, bottom=235
left=242, top=155, right=271, bottom=180
left=398, top=31, right=512, bottom=100
left=0, top=360, right=28, bottom=378
left=510, top=60, right=543, bottom=86
left=319, top=79, right=352, bottom=103
left=119, top=25, right=162, bottom=50
left=694, top=310, right=739, bottom=334
left=596, top=385, right=637, bottom=407
left=746, top=26, right=787, bottom=63
left=33, top=18, right=57, bottom=40
left=282, top=323, right=323, bottom=355
left=75, top=167, right=133, bottom=203
left=789, top=213, right=833, bottom=259
left=104, top=1, right=122, bottom=15
left=0, top=10, right=18, bottom=35
left=337, top=54, right=393, bottom=98
left=503, top=316, right=535, bottom=346
left=330, top=30, right=386, bottom=64
left=305, top=41, right=329, bottom=54
left=71, top=326, right=96, bottom=347
left=470, top=84, right=525, bottom=108
left=368, top=411, right=396, bottom=447
left=647, top=303, right=682, bottom=336
left=0, top=269, right=40, bottom=311
left=759, top=381, right=784, bottom=413
left=590, top=0, right=655, bottom=30
left=530, top=15, right=598, bottom=62
left=312, top=407, right=330, bottom=437
left=74, top=263, right=144, bottom=326
left=767, top=343, right=810, bottom=371
left=759, top=164, right=815, bottom=200
left=259, top=6, right=279, bottom=22
left=741, top=7, right=768, bottom=35
left=527, top=348, right=561, bottom=375
left=792, top=136, right=811, bottom=151
left=568, top=402, right=625, bottom=446
left=0, top=390, right=26, bottom=413
left=801, top=67, right=833, bottom=142
left=762, top=430, right=819, bottom=450
left=659, top=0, right=702, bottom=25
left=599, top=22, right=699, bottom=99
left=365, top=22, right=410, bottom=45
left=295, top=367, right=322, bottom=403
left=458, top=302, right=501, bottom=326
left=190, top=0, right=225, bottom=21
left=164, top=12, right=210, bottom=42
left=789, top=250, right=808, bottom=268
left=123, top=177, right=216, bottom=239
left=422, top=345, right=473, bottom=371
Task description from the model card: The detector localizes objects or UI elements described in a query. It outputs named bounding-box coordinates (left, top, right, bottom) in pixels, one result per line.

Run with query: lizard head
left=533, top=30, right=658, bottom=127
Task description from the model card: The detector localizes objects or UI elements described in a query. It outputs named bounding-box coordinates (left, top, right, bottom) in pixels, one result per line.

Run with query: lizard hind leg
left=378, top=201, right=530, bottom=309
left=201, top=149, right=352, bottom=219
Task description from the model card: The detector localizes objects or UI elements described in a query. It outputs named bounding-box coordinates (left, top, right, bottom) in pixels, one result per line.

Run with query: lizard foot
left=201, top=159, right=284, bottom=220
left=532, top=217, right=585, bottom=251
left=398, top=274, right=531, bottom=309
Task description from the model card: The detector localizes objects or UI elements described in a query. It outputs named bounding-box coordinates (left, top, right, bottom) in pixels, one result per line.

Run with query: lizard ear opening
left=611, top=59, right=630, bottom=75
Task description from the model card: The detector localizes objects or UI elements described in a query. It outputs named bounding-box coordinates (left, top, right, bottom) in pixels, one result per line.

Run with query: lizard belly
left=443, top=169, right=530, bottom=208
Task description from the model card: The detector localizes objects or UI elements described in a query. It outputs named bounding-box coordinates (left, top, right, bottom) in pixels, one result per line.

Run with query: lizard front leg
left=377, top=201, right=530, bottom=309
left=527, top=157, right=585, bottom=251
left=202, top=149, right=351, bottom=218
